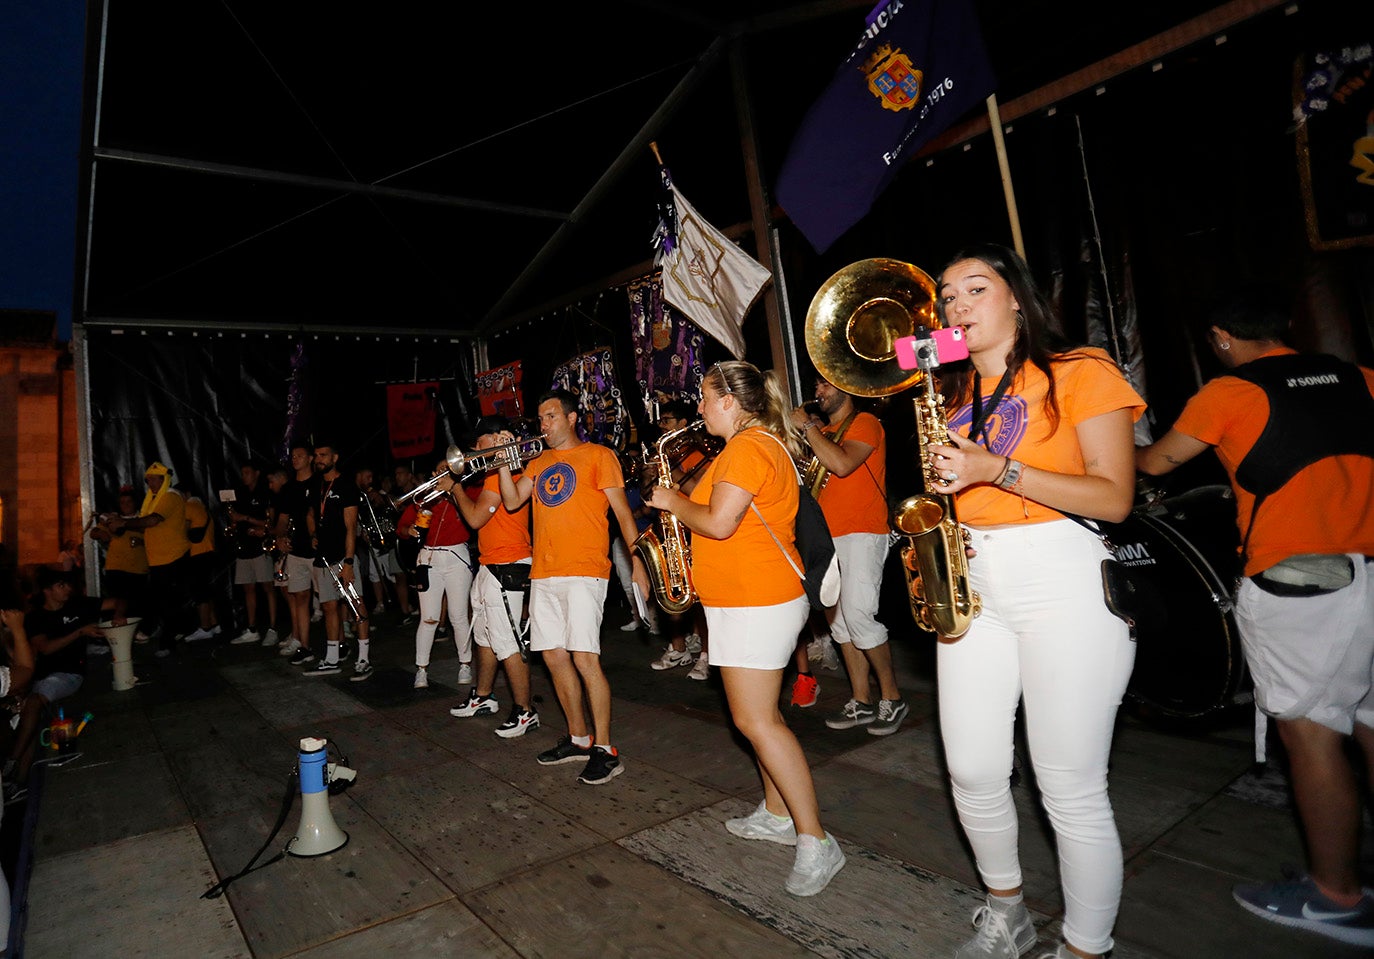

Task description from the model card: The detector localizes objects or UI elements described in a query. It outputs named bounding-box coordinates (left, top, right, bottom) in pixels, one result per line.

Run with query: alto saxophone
left=633, top=422, right=705, bottom=613
left=892, top=369, right=982, bottom=638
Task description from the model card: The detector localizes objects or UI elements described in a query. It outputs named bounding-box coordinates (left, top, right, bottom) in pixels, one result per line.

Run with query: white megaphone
left=99, top=617, right=140, bottom=692
left=288, top=737, right=353, bottom=857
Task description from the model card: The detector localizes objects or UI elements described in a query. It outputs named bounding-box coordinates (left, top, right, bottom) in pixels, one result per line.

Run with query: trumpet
left=323, top=560, right=368, bottom=623
left=394, top=438, right=545, bottom=509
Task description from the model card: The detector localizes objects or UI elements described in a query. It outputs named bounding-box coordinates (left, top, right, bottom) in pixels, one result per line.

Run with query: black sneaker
left=536, top=735, right=593, bottom=766
left=577, top=746, right=623, bottom=785
left=495, top=706, right=539, bottom=739
left=289, top=648, right=316, bottom=666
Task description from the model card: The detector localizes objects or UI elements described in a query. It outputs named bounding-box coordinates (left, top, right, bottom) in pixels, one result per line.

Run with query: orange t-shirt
left=817, top=410, right=888, bottom=536
left=690, top=428, right=805, bottom=607
left=1172, top=347, right=1374, bottom=576
left=950, top=348, right=1146, bottom=527
left=526, top=442, right=623, bottom=579
left=478, top=473, right=531, bottom=565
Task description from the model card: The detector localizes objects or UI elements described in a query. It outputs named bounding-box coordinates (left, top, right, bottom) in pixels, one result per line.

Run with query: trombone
left=391, top=437, right=544, bottom=509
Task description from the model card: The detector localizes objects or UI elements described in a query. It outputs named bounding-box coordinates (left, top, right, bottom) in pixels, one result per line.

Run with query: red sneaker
left=791, top=673, right=819, bottom=708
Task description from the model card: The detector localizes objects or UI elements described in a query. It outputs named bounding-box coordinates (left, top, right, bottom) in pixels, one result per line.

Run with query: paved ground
left=7, top=600, right=1371, bottom=958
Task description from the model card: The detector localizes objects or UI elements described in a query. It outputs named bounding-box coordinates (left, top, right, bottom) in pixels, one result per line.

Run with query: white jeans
left=938, top=520, right=1135, bottom=956
left=414, top=544, right=474, bottom=667
left=828, top=532, right=889, bottom=650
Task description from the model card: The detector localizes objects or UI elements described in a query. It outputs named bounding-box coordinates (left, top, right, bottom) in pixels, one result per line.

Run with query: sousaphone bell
left=804, top=258, right=938, bottom=398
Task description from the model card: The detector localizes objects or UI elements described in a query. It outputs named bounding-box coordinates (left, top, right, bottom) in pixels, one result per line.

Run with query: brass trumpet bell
left=804, top=258, right=939, bottom=398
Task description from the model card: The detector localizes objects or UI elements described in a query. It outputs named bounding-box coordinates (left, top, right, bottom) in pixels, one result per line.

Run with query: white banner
left=659, top=186, right=772, bottom=359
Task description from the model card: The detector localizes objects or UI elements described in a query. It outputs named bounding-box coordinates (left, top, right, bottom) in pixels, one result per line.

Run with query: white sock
left=324, top=641, right=339, bottom=665
left=571, top=733, right=592, bottom=748
left=356, top=639, right=369, bottom=661
left=988, top=891, right=1025, bottom=913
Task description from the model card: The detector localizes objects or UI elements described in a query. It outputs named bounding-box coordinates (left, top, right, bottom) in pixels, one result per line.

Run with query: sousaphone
left=804, top=258, right=939, bottom=398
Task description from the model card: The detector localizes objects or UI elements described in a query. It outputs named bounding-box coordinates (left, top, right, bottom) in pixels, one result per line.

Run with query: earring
left=1218, top=340, right=1231, bottom=351
left=1014, top=309, right=1026, bottom=329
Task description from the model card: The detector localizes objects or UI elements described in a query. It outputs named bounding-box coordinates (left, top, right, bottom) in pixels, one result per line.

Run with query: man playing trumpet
left=498, top=390, right=650, bottom=785
left=791, top=375, right=908, bottom=736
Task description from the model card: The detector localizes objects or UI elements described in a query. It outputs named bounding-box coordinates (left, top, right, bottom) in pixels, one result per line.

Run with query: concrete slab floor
left=8, top=603, right=1371, bottom=958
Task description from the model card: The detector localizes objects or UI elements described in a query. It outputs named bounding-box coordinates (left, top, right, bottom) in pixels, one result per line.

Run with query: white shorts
left=286, top=554, right=314, bottom=594
left=529, top=576, right=608, bottom=654
left=471, top=562, right=529, bottom=661
left=234, top=553, right=273, bottom=585
left=1235, top=555, right=1374, bottom=734
left=830, top=532, right=889, bottom=651
left=704, top=596, right=810, bottom=670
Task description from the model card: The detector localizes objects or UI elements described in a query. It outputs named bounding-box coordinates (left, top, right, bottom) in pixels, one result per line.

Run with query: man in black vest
left=1137, top=293, right=1374, bottom=949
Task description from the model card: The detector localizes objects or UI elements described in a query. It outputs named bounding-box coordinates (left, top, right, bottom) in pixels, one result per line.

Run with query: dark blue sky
left=0, top=2, right=85, bottom=341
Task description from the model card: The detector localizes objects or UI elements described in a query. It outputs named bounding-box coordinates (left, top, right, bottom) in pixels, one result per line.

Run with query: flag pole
left=984, top=94, right=1025, bottom=260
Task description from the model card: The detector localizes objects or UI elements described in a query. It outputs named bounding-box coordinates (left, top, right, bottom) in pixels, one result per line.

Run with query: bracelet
left=996, top=459, right=1024, bottom=491
left=992, top=456, right=1012, bottom=486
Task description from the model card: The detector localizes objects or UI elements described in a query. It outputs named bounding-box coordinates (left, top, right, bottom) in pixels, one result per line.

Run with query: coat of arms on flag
left=866, top=45, right=922, bottom=111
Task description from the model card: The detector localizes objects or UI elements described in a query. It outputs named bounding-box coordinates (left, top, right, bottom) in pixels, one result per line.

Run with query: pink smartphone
left=894, top=327, right=968, bottom=370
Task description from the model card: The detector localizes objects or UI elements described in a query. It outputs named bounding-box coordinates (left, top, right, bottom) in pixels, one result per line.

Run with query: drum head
left=1104, top=487, right=1246, bottom=718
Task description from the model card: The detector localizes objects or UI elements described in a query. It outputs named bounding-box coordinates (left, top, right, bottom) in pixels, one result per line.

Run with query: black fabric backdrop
left=84, top=329, right=478, bottom=514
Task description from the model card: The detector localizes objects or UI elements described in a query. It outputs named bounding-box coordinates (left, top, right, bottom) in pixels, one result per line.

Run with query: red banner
left=386, top=382, right=438, bottom=457
left=476, top=360, right=523, bottom=417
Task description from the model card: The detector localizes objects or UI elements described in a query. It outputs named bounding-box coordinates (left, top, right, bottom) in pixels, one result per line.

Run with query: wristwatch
left=341, top=557, right=354, bottom=565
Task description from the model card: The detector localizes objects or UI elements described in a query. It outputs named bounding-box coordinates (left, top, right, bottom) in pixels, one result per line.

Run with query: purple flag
left=775, top=0, right=996, bottom=252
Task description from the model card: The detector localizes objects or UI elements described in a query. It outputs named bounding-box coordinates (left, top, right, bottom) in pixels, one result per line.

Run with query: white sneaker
left=230, top=628, right=259, bottom=645
left=210, top=624, right=222, bottom=636
left=343, top=621, right=356, bottom=639
left=371, top=603, right=385, bottom=616
left=619, top=618, right=642, bottom=632
left=457, top=662, right=474, bottom=685
left=725, top=801, right=797, bottom=845
left=785, top=832, right=846, bottom=897
left=684, top=632, right=703, bottom=656
left=954, top=896, right=1037, bottom=958
left=305, top=660, right=342, bottom=677
left=413, top=667, right=429, bottom=689
left=687, top=657, right=710, bottom=681
left=261, top=628, right=280, bottom=648
left=184, top=627, right=215, bottom=643
left=310, top=609, right=323, bottom=623
left=278, top=637, right=302, bottom=657
left=350, top=660, right=373, bottom=682
left=650, top=645, right=692, bottom=670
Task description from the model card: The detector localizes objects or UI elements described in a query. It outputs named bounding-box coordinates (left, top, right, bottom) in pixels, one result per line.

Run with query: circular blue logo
left=536, top=462, right=577, bottom=507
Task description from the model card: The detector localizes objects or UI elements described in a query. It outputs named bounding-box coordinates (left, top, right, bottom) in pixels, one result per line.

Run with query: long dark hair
left=934, top=243, right=1079, bottom=433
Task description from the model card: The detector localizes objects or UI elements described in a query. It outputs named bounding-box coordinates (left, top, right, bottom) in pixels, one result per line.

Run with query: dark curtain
left=84, top=328, right=478, bottom=512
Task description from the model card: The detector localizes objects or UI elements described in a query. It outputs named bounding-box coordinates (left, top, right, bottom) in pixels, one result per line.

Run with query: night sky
left=0, top=2, right=85, bottom=341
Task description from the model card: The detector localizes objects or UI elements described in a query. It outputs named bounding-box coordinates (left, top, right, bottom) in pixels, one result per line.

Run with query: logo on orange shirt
left=950, top=395, right=1029, bottom=456
left=536, top=463, right=577, bottom=507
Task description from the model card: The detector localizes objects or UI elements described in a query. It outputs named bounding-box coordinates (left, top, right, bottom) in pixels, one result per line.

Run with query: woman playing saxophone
left=649, top=360, right=845, bottom=897
left=924, top=244, right=1144, bottom=959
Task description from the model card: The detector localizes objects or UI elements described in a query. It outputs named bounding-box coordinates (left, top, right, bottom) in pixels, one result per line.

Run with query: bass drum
left=1103, top=485, right=1250, bottom=719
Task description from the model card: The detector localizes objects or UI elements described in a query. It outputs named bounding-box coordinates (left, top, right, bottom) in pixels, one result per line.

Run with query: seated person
left=0, top=607, right=35, bottom=940
left=3, top=568, right=101, bottom=798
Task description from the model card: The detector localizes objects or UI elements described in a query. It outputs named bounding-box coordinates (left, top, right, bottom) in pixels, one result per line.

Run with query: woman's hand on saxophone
left=648, top=485, right=686, bottom=514
left=926, top=430, right=1006, bottom=494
